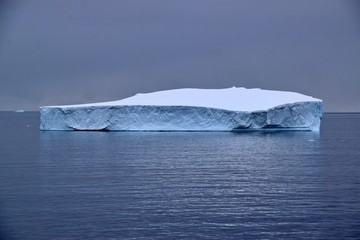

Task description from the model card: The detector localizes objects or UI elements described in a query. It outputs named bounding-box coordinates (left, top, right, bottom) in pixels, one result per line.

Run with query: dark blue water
left=0, top=112, right=359, bottom=239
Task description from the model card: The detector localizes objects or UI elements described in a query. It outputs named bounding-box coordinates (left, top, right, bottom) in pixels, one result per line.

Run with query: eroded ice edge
left=40, top=87, right=323, bottom=131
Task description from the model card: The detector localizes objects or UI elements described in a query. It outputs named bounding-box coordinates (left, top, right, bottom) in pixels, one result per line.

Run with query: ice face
left=40, top=87, right=323, bottom=132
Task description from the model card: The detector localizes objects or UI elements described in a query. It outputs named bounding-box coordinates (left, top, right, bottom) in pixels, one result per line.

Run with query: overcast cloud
left=0, top=0, right=359, bottom=111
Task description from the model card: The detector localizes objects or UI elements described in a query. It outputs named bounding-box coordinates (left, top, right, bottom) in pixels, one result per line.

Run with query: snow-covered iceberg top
left=40, top=87, right=323, bottom=131
left=44, top=87, right=321, bottom=112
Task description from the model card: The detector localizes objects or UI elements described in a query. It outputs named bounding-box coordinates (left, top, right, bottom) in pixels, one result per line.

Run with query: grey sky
left=0, top=0, right=359, bottom=111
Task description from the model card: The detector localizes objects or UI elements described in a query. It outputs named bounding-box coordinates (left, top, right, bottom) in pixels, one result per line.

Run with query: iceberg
left=40, top=87, right=323, bottom=131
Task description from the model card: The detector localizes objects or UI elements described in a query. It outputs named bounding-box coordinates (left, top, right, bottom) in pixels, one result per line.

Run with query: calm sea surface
left=0, top=112, right=359, bottom=239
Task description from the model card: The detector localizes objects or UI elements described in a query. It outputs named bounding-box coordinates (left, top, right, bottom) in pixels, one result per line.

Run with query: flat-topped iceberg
left=40, top=87, right=323, bottom=131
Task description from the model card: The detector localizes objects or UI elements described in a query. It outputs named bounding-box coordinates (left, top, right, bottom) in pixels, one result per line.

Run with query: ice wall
left=40, top=101, right=323, bottom=131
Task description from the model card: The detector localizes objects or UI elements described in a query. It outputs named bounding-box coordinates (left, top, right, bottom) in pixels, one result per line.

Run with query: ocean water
left=0, top=112, right=359, bottom=239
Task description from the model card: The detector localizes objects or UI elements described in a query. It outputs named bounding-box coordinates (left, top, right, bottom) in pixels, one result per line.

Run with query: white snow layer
left=40, top=87, right=323, bottom=131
